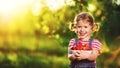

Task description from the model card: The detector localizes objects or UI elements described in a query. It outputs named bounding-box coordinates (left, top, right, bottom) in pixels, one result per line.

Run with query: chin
left=79, top=36, right=85, bottom=38
left=79, top=37, right=84, bottom=39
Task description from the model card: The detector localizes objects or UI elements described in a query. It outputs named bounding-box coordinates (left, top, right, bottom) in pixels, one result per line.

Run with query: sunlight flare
left=87, top=4, right=96, bottom=12
left=45, top=0, right=65, bottom=10
left=0, top=0, right=33, bottom=15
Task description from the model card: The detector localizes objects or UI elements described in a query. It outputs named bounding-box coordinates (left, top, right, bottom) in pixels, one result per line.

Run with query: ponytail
left=69, top=23, right=76, bottom=31
left=92, top=22, right=100, bottom=32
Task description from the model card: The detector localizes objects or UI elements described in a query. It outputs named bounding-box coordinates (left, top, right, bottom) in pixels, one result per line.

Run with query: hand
left=73, top=51, right=80, bottom=57
left=78, top=50, right=90, bottom=60
left=74, top=50, right=85, bottom=60
left=71, top=51, right=81, bottom=60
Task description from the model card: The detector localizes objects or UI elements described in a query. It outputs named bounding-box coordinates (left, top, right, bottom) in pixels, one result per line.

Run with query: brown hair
left=70, top=12, right=99, bottom=32
left=75, top=12, right=94, bottom=26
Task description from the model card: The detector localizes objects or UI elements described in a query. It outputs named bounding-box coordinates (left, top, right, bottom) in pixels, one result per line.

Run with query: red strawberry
left=82, top=44, right=92, bottom=50
left=75, top=42, right=82, bottom=50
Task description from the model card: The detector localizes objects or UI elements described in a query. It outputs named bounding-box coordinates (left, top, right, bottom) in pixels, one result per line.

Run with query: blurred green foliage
left=0, top=0, right=120, bottom=68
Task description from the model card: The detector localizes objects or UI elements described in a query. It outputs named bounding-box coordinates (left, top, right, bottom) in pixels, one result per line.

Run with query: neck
left=78, top=37, right=91, bottom=41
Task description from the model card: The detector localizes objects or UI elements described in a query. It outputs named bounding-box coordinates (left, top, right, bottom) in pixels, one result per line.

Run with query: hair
left=75, top=12, right=94, bottom=25
left=70, top=12, right=99, bottom=32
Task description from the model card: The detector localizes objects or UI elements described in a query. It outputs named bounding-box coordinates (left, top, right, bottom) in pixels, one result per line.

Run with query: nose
left=80, top=27, right=84, bottom=32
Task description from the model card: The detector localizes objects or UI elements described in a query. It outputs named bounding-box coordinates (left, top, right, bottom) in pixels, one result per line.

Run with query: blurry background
left=0, top=0, right=120, bottom=68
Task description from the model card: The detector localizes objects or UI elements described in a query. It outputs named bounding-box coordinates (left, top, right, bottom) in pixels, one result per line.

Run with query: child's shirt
left=69, top=38, right=101, bottom=53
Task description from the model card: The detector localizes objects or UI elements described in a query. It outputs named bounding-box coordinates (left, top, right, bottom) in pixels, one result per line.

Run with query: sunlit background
left=0, top=0, right=120, bottom=68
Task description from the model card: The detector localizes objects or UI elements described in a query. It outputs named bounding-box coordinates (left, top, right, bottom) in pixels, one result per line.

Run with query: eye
left=77, top=26, right=81, bottom=28
left=84, top=26, right=88, bottom=28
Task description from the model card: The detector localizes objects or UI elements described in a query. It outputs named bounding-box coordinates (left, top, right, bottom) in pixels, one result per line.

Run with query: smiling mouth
left=80, top=34, right=85, bottom=36
left=79, top=33, right=86, bottom=36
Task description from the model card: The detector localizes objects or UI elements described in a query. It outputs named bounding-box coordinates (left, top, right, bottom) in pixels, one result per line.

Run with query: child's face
left=76, top=20, right=93, bottom=40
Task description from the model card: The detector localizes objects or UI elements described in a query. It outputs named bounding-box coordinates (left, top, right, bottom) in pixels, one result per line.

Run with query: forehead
left=77, top=20, right=91, bottom=26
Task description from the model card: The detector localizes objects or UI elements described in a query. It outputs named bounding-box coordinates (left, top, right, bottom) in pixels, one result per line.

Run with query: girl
left=68, top=12, right=102, bottom=68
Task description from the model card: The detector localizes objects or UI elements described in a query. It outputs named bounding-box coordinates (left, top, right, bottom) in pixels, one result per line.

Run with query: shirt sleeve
left=68, top=39, right=75, bottom=46
left=68, top=39, right=75, bottom=57
left=92, top=39, right=102, bottom=50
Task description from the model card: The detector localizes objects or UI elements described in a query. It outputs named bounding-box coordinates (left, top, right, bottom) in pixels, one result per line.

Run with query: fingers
left=73, top=52, right=79, bottom=57
left=76, top=57, right=81, bottom=60
left=72, top=51, right=89, bottom=60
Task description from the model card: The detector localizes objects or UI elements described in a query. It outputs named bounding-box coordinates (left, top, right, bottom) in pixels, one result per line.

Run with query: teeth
left=80, top=33, right=85, bottom=35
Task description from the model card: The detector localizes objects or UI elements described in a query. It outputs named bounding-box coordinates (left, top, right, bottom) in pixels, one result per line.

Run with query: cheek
left=87, top=28, right=92, bottom=32
left=89, top=29, right=93, bottom=33
left=76, top=28, right=80, bottom=31
left=75, top=29, right=78, bottom=33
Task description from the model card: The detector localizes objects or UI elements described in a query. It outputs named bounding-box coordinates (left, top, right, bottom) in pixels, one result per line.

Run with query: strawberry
left=82, top=44, right=92, bottom=50
left=71, top=42, right=83, bottom=50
